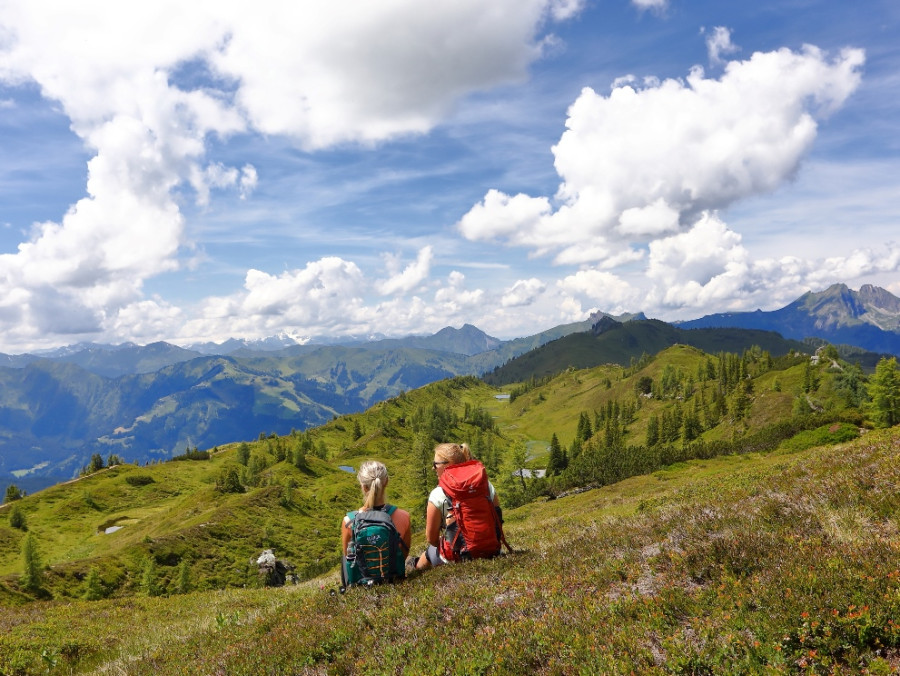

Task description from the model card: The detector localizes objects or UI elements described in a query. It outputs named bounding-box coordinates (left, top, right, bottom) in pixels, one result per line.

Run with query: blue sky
left=1, top=0, right=898, bottom=353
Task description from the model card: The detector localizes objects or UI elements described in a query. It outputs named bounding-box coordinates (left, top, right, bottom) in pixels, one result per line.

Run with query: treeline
left=515, top=348, right=896, bottom=505
left=559, top=412, right=863, bottom=494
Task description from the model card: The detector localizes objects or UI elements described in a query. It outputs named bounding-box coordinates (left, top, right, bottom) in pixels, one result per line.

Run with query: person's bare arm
left=341, top=516, right=352, bottom=555
left=425, top=502, right=442, bottom=547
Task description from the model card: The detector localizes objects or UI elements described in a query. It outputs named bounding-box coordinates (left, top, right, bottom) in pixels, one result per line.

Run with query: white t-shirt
left=428, top=482, right=496, bottom=521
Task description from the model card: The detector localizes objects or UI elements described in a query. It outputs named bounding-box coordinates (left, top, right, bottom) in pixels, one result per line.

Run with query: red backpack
left=438, top=460, right=504, bottom=561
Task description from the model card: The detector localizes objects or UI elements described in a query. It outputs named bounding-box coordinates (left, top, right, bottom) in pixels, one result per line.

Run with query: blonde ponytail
left=357, top=460, right=389, bottom=510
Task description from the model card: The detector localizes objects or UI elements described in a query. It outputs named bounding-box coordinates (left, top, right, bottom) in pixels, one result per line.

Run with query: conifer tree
left=569, top=437, right=582, bottom=462
left=4, top=484, right=22, bottom=503
left=868, top=356, right=900, bottom=428
left=216, top=466, right=245, bottom=494
left=83, top=566, right=104, bottom=600
left=646, top=414, right=659, bottom=447
left=576, top=412, right=593, bottom=442
left=236, top=442, right=251, bottom=466
left=546, top=433, right=563, bottom=476
left=87, top=453, right=105, bottom=474
left=485, top=431, right=501, bottom=474
left=20, top=532, right=43, bottom=593
left=176, top=558, right=192, bottom=595
left=140, top=556, right=161, bottom=597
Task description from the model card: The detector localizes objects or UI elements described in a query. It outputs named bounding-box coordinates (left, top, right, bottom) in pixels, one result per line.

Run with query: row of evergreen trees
left=537, top=353, right=899, bottom=500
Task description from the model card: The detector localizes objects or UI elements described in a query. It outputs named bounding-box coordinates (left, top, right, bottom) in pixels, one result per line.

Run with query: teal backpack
left=341, top=505, right=406, bottom=588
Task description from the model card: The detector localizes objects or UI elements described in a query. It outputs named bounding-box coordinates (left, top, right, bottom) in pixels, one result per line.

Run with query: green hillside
left=0, top=376, right=508, bottom=601
left=1, top=344, right=898, bottom=673
left=0, top=345, right=876, bottom=603
left=483, top=318, right=813, bottom=386
left=1, top=426, right=897, bottom=674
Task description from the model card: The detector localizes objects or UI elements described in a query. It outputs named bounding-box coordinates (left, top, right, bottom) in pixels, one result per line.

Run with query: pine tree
left=576, top=412, right=593, bottom=442
left=216, top=466, right=245, bottom=494
left=4, top=484, right=22, bottom=503
left=546, top=433, right=563, bottom=476
left=176, top=558, right=192, bottom=595
left=83, top=566, right=104, bottom=600
left=316, top=440, right=328, bottom=460
left=646, top=414, right=659, bottom=447
left=292, top=435, right=310, bottom=471
left=869, top=356, right=900, bottom=428
left=140, top=556, right=161, bottom=596
left=87, top=453, right=105, bottom=474
left=236, top=442, right=251, bottom=466
left=569, top=437, right=582, bottom=462
left=21, top=532, right=43, bottom=593
left=482, top=431, right=500, bottom=475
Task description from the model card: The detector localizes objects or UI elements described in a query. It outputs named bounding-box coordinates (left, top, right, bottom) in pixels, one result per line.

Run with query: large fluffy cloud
left=455, top=42, right=885, bottom=319
left=0, top=0, right=579, bottom=351
left=642, top=212, right=900, bottom=314
left=458, top=45, right=865, bottom=261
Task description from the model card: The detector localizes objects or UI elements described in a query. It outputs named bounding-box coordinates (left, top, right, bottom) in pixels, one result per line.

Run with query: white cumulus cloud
left=378, top=246, right=434, bottom=295
left=502, top=278, right=546, bottom=307
left=706, top=26, right=740, bottom=66
left=0, top=0, right=581, bottom=350
left=641, top=213, right=900, bottom=316
left=458, top=44, right=865, bottom=268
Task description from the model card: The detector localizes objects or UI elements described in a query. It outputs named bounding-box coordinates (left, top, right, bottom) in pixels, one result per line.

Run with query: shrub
left=8, top=504, right=27, bottom=530
left=4, top=484, right=22, bottom=503
left=215, top=466, right=244, bottom=494
left=125, top=474, right=155, bottom=487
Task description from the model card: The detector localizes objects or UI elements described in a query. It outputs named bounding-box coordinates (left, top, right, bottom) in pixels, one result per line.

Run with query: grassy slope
left=1, top=428, right=898, bottom=674
left=0, top=348, right=858, bottom=601
left=0, top=378, right=506, bottom=599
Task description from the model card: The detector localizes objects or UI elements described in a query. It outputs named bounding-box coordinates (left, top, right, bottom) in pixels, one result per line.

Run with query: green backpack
left=342, top=505, right=406, bottom=588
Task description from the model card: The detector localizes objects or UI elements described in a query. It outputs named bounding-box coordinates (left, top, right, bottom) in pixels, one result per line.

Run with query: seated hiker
left=413, top=442, right=511, bottom=572
left=341, top=460, right=411, bottom=587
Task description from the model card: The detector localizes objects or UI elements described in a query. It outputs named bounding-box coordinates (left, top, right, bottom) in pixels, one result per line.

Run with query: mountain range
left=1, top=284, right=898, bottom=494
left=677, top=283, right=900, bottom=354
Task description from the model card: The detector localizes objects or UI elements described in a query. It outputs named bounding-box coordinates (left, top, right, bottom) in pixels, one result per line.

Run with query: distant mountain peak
left=679, top=283, right=900, bottom=355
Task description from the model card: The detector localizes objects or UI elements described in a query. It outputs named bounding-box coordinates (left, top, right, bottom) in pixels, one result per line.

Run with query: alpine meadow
left=2, top=334, right=899, bottom=673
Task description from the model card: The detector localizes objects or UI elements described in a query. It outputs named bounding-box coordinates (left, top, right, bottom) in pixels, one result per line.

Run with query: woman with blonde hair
left=412, top=442, right=508, bottom=571
left=341, top=460, right=411, bottom=587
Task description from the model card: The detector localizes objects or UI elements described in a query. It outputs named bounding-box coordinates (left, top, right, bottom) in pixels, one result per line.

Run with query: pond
left=338, top=465, right=355, bottom=473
